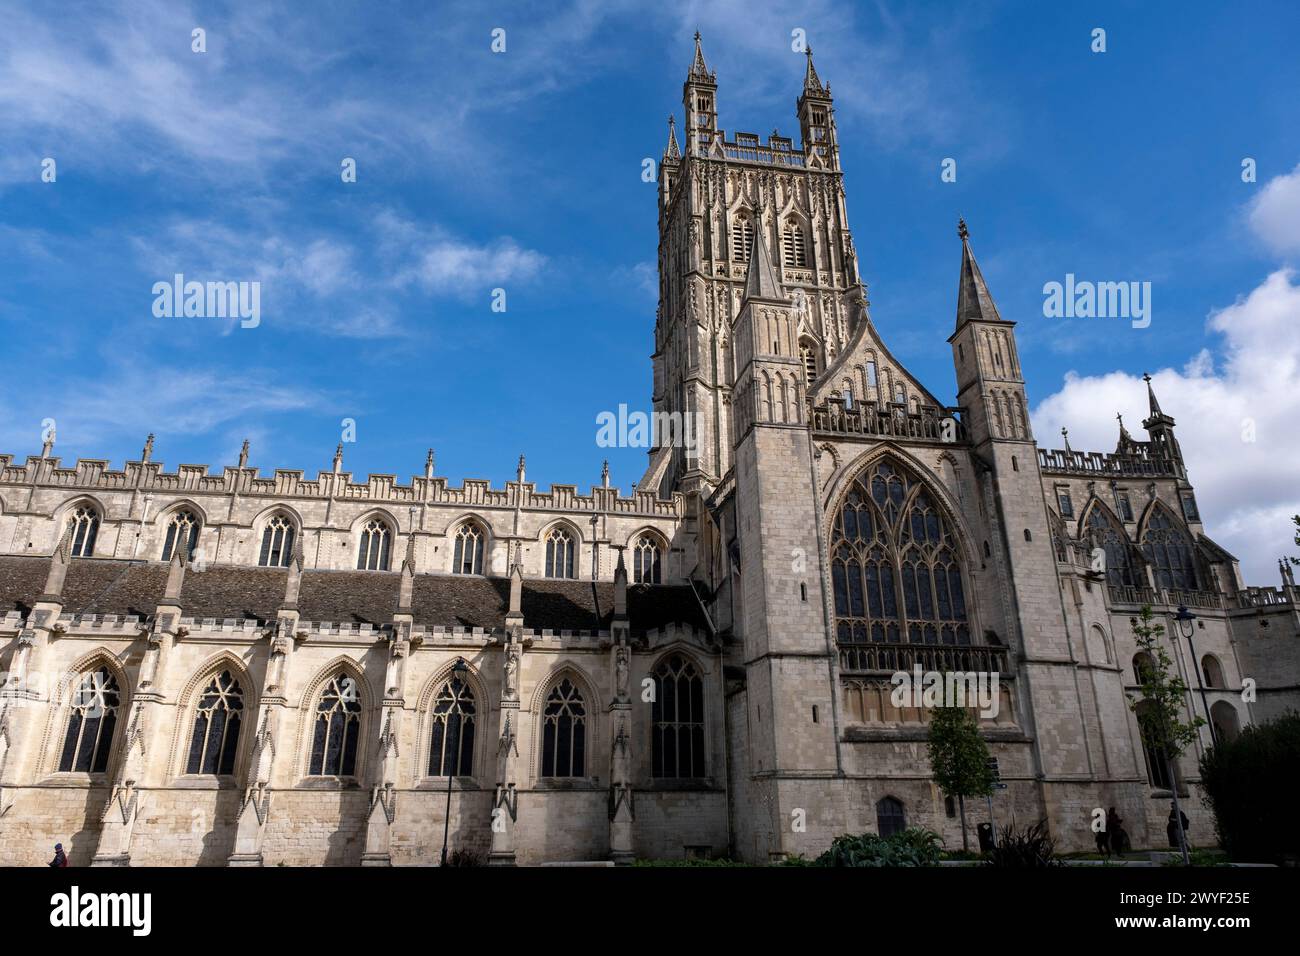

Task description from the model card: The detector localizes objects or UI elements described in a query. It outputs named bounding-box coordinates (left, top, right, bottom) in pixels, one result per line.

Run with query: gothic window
left=1136, top=701, right=1173, bottom=790
left=651, top=655, right=706, bottom=778
left=1057, top=491, right=1074, bottom=519
left=783, top=220, right=807, bottom=267
left=68, top=505, right=99, bottom=558
left=1085, top=504, right=1135, bottom=587
left=452, top=521, right=485, bottom=575
left=308, top=672, right=362, bottom=777
left=830, top=458, right=970, bottom=666
left=161, top=509, right=200, bottom=561
left=800, top=339, right=818, bottom=386
left=185, top=670, right=243, bottom=775
left=427, top=675, right=476, bottom=777
left=876, top=796, right=907, bottom=837
left=356, top=518, right=392, bottom=571
left=865, top=360, right=878, bottom=389
left=892, top=383, right=905, bottom=405
left=1117, top=491, right=1134, bottom=522
left=1141, top=508, right=1198, bottom=591
left=541, top=678, right=586, bottom=778
left=1210, top=701, right=1240, bottom=744
left=633, top=533, right=663, bottom=584
left=1133, top=652, right=1156, bottom=685
left=1180, top=493, right=1200, bottom=522
left=731, top=217, right=755, bottom=262
left=258, top=513, right=295, bottom=567
left=58, top=667, right=121, bottom=773
left=1201, top=654, right=1225, bottom=689
left=545, top=527, right=576, bottom=579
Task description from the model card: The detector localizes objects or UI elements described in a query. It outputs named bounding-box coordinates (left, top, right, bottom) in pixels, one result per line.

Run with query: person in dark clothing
left=1094, top=821, right=1110, bottom=857
left=48, top=843, right=67, bottom=867
left=1106, top=808, right=1127, bottom=858
left=1167, top=803, right=1190, bottom=849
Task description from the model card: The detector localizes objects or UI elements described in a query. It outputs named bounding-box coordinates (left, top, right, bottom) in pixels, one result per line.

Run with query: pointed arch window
left=783, top=220, right=807, bottom=267
left=427, top=675, right=476, bottom=777
left=356, top=518, right=393, bottom=571
left=651, top=655, right=706, bottom=778
left=876, top=796, right=907, bottom=837
left=309, top=672, right=362, bottom=776
left=259, top=513, right=295, bottom=567
left=1201, top=654, right=1225, bottom=689
left=545, top=527, right=576, bottom=579
left=541, top=678, right=586, bottom=778
left=830, top=459, right=971, bottom=666
left=1086, top=505, right=1135, bottom=587
left=185, top=670, right=244, bottom=775
left=68, top=505, right=99, bottom=558
left=800, top=340, right=819, bottom=386
left=1141, top=508, right=1197, bottom=591
left=731, top=217, right=755, bottom=262
left=633, top=533, right=663, bottom=584
left=162, top=509, right=200, bottom=561
left=452, top=521, right=485, bottom=575
left=58, top=667, right=121, bottom=773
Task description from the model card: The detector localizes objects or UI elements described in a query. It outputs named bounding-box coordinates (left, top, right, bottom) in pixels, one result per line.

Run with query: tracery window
left=356, top=518, right=392, bottom=571
left=545, top=527, right=575, bottom=579
left=731, top=217, right=755, bottom=262
left=259, top=513, right=295, bottom=567
left=68, top=505, right=99, bottom=558
left=1085, top=504, right=1135, bottom=587
left=1141, top=508, right=1198, bottom=591
left=541, top=678, right=586, bottom=778
left=782, top=220, right=807, bottom=267
left=58, top=667, right=121, bottom=773
left=830, top=459, right=970, bottom=666
left=427, top=675, right=476, bottom=777
left=308, top=672, right=361, bottom=776
left=452, top=521, right=485, bottom=575
left=185, top=670, right=244, bottom=775
left=161, top=509, right=201, bottom=562
left=633, top=534, right=663, bottom=584
left=651, top=655, right=705, bottom=778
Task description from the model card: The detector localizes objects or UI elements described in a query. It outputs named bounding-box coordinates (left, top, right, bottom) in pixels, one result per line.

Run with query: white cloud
left=1031, top=269, right=1300, bottom=586
left=1247, top=163, right=1300, bottom=257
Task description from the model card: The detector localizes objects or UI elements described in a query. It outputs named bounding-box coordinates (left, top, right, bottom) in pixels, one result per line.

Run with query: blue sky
left=1, top=0, right=1298, bottom=581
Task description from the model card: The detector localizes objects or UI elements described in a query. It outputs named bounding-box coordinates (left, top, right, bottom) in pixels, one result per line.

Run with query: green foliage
left=926, top=704, right=995, bottom=800
left=813, top=827, right=943, bottom=867
left=631, top=857, right=749, bottom=867
left=984, top=821, right=1064, bottom=867
left=1161, top=847, right=1229, bottom=867
left=1199, top=710, right=1300, bottom=864
left=1126, top=605, right=1205, bottom=761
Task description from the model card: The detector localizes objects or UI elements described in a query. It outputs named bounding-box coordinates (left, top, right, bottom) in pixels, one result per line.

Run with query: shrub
left=984, top=821, right=1063, bottom=867
left=446, top=848, right=486, bottom=867
left=1199, top=710, right=1300, bottom=864
left=814, top=827, right=943, bottom=867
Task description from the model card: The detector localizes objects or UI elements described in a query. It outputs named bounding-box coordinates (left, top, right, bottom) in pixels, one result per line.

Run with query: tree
left=1127, top=605, right=1206, bottom=865
left=926, top=704, right=995, bottom=852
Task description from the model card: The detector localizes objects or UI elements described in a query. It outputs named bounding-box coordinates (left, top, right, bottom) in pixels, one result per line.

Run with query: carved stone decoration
left=615, top=645, right=630, bottom=702
left=503, top=643, right=520, bottom=701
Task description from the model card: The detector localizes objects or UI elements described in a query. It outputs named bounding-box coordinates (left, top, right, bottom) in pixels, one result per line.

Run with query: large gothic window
left=1085, top=503, right=1135, bottom=587
left=731, top=217, right=754, bottom=262
left=1141, top=507, right=1198, bottom=591
left=58, top=667, right=121, bottom=773
left=830, top=459, right=969, bottom=666
left=259, top=513, right=295, bottom=567
left=633, top=533, right=663, bottom=584
left=356, top=518, right=392, bottom=571
left=545, top=527, right=575, bottom=579
left=162, top=509, right=200, bottom=562
left=541, top=678, right=586, bottom=778
left=452, top=521, right=485, bottom=575
left=651, top=655, right=706, bottom=778
left=68, top=505, right=99, bottom=558
left=427, top=675, right=476, bottom=777
left=186, top=670, right=244, bottom=775
left=309, top=672, right=362, bottom=776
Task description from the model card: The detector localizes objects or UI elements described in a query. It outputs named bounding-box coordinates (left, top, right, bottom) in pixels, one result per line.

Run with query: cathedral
left=0, top=37, right=1296, bottom=867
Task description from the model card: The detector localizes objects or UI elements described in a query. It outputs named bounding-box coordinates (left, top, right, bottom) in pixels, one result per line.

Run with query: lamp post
left=440, top=657, right=469, bottom=867
left=1173, top=605, right=1215, bottom=746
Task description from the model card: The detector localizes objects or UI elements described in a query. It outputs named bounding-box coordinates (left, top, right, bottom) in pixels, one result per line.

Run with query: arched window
left=545, top=527, right=575, bottom=579
left=892, top=383, right=905, bottom=405
left=731, top=217, right=755, bottom=262
left=1133, top=651, right=1156, bottom=685
left=1085, top=504, right=1135, bottom=587
left=1136, top=700, right=1173, bottom=790
left=633, top=533, right=663, bottom=584
left=830, top=458, right=969, bottom=666
left=58, top=667, right=121, bottom=773
left=185, top=670, right=244, bottom=775
left=651, top=655, right=705, bottom=778
left=1201, top=654, right=1225, bottom=689
left=162, top=509, right=200, bottom=562
left=68, top=505, right=99, bottom=558
left=1210, top=700, right=1240, bottom=744
left=541, top=678, right=586, bottom=778
left=800, top=339, right=819, bottom=386
left=452, top=521, right=485, bottom=575
left=427, top=675, right=476, bottom=777
left=876, top=796, right=907, bottom=837
left=259, top=513, right=295, bottom=567
left=308, top=672, right=362, bottom=777
left=1141, top=508, right=1198, bottom=591
left=782, top=220, right=807, bottom=267
left=356, top=518, right=392, bottom=571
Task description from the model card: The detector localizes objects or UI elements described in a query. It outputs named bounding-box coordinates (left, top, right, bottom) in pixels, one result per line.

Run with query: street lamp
left=1173, top=605, right=1216, bottom=746
left=440, top=657, right=470, bottom=867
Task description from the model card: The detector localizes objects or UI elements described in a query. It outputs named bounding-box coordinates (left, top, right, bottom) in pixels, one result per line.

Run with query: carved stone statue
left=504, top=644, right=520, bottom=701
left=615, top=645, right=630, bottom=702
